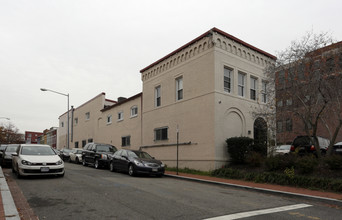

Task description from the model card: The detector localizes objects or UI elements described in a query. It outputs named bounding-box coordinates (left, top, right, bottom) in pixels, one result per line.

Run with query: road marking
left=204, top=203, right=312, bottom=220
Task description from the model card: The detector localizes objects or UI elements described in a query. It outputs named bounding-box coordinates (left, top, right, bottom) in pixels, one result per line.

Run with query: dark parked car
left=1, top=144, right=19, bottom=167
left=332, top=142, right=342, bottom=155
left=59, top=148, right=72, bottom=161
left=109, top=149, right=165, bottom=177
left=0, top=144, right=8, bottom=165
left=82, top=143, right=117, bottom=169
left=290, top=136, right=330, bottom=156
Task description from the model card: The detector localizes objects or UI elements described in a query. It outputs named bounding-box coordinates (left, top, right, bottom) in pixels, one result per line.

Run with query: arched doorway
left=253, top=118, right=268, bottom=155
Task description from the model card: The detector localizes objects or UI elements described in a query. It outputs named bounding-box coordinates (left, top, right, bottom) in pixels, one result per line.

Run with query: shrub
left=323, top=155, right=342, bottom=170
left=265, top=154, right=297, bottom=171
left=245, top=152, right=264, bottom=167
left=295, top=155, right=318, bottom=174
left=226, top=137, right=253, bottom=164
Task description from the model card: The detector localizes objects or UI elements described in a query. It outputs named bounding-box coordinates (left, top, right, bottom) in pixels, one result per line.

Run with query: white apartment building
left=58, top=28, right=276, bottom=171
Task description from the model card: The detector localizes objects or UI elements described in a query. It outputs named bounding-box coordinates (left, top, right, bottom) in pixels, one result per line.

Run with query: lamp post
left=40, top=88, right=69, bottom=149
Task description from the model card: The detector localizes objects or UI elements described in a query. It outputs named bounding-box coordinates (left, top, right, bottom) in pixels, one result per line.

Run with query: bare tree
left=0, top=123, right=24, bottom=144
left=274, top=31, right=341, bottom=157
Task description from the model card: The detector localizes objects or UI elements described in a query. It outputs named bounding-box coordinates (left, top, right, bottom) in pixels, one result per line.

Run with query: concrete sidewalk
left=165, top=171, right=342, bottom=206
left=0, top=167, right=19, bottom=220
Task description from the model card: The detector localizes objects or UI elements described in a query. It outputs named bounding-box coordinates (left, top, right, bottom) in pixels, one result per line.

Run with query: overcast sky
left=1, top=0, right=342, bottom=133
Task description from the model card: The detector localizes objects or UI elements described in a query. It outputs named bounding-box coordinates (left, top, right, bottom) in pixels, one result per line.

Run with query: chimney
left=117, top=97, right=127, bottom=102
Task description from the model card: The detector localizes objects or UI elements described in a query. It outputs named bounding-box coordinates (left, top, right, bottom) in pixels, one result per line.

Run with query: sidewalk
left=165, top=171, right=342, bottom=205
left=0, top=167, right=19, bottom=220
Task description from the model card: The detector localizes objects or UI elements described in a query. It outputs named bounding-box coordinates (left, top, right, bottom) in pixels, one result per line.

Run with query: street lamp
left=40, top=88, right=70, bottom=149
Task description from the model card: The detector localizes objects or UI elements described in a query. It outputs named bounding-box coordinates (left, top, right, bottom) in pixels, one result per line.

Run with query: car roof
left=21, top=144, right=51, bottom=147
left=334, top=142, right=342, bottom=146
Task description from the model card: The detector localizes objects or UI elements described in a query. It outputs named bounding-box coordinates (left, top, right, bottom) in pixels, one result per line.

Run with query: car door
left=112, top=150, right=122, bottom=171
left=120, top=150, right=130, bottom=172
left=84, top=144, right=92, bottom=163
left=89, top=144, right=96, bottom=164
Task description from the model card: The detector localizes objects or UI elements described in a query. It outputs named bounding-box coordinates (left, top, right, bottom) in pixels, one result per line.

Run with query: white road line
left=204, top=203, right=312, bottom=220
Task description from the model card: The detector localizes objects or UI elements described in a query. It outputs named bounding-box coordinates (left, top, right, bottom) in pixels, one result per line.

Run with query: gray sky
left=1, top=0, right=342, bottom=133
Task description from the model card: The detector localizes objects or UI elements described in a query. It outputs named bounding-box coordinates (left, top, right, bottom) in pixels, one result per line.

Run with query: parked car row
left=79, top=142, right=165, bottom=177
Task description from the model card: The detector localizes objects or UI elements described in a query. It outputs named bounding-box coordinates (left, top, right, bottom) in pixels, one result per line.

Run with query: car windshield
left=76, top=150, right=83, bottom=154
left=293, top=136, right=311, bottom=145
left=63, top=149, right=72, bottom=153
left=279, top=145, right=290, bottom=150
left=130, top=151, right=153, bottom=159
left=6, top=146, right=18, bottom=152
left=21, top=146, right=56, bottom=156
left=97, top=145, right=115, bottom=152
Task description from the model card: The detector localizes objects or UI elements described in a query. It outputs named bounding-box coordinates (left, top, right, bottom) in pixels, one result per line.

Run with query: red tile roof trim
left=140, top=27, right=276, bottom=73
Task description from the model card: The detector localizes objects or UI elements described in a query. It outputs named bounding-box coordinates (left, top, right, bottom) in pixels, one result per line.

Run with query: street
left=4, top=163, right=342, bottom=220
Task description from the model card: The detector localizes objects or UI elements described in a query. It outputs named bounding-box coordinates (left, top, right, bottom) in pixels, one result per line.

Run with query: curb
left=0, top=167, right=20, bottom=220
left=165, top=174, right=342, bottom=206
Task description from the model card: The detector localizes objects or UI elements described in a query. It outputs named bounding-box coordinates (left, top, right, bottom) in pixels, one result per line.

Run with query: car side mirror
left=12, top=153, right=18, bottom=157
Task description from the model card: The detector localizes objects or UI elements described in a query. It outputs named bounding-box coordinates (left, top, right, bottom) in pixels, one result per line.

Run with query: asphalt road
left=8, top=163, right=342, bottom=220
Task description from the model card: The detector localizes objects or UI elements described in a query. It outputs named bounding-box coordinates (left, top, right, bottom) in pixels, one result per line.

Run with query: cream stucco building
left=58, top=28, right=276, bottom=171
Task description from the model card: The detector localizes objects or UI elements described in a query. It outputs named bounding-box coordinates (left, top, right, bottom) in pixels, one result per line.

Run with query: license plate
left=41, top=167, right=49, bottom=172
left=152, top=168, right=158, bottom=172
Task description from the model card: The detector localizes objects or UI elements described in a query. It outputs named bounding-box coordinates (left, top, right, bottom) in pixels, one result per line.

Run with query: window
left=154, top=127, right=168, bottom=141
left=131, top=106, right=138, bottom=117
left=82, top=140, right=87, bottom=147
left=286, top=98, right=293, bottom=106
left=75, top=142, right=79, bottom=148
left=85, top=112, right=90, bottom=120
left=155, top=86, right=161, bottom=107
left=122, top=136, right=131, bottom=147
left=286, top=119, right=292, bottom=131
left=88, top=138, right=93, bottom=143
left=250, top=77, right=257, bottom=100
left=118, top=112, right=123, bottom=121
left=277, top=100, right=283, bottom=107
left=61, top=122, right=64, bottom=127
left=238, top=72, right=245, bottom=97
left=261, top=81, right=267, bottom=103
left=106, top=115, right=112, bottom=124
left=224, top=67, right=232, bottom=93
left=277, top=121, right=283, bottom=133
left=176, top=77, right=183, bottom=100
left=74, top=117, right=78, bottom=125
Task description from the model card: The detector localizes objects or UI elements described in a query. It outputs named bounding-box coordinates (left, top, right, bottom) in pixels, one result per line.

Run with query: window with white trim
left=74, top=117, right=78, bottom=125
left=130, top=106, right=138, bottom=117
left=117, top=111, right=123, bottom=121
left=85, top=112, right=90, bottom=120
left=176, top=77, right=183, bottom=101
left=224, top=67, right=232, bottom=93
left=155, top=86, right=161, bottom=107
left=238, top=72, right=246, bottom=97
left=107, top=115, right=112, bottom=124
left=250, top=77, right=257, bottom=100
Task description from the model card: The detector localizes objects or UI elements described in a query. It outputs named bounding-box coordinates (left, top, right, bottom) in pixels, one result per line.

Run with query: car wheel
left=94, top=159, right=100, bottom=169
left=16, top=165, right=21, bottom=179
left=75, top=157, right=79, bottom=164
left=82, top=158, right=87, bottom=166
left=128, top=164, right=136, bottom=176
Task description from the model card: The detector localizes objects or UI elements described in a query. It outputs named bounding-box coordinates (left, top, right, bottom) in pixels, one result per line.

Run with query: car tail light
left=290, top=145, right=295, bottom=151
left=310, top=145, right=315, bottom=151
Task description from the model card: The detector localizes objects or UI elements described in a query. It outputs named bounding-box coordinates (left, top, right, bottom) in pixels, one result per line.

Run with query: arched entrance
left=253, top=118, right=268, bottom=155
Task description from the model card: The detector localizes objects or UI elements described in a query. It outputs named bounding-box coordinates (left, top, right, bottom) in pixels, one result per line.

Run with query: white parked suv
left=12, top=144, right=64, bottom=178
